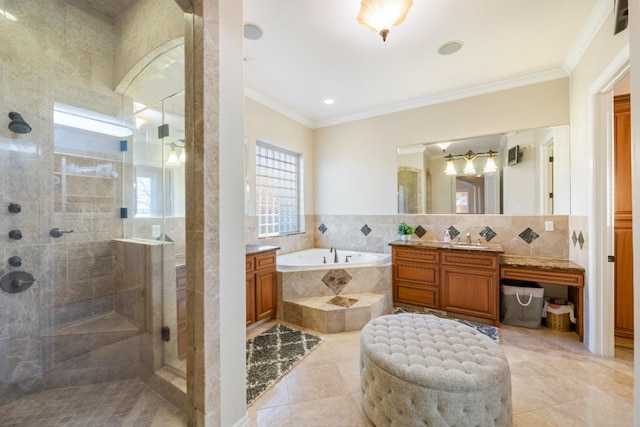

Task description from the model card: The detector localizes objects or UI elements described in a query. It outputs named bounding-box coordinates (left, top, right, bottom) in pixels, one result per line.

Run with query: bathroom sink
left=449, top=243, right=490, bottom=250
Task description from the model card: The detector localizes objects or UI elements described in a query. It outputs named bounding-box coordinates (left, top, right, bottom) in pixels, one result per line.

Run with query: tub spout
left=330, top=247, right=338, bottom=263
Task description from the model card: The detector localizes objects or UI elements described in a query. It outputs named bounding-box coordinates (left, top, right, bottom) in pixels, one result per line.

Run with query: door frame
left=590, top=46, right=629, bottom=356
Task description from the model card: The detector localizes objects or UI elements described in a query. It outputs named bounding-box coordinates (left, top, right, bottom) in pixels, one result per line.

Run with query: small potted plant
left=397, top=222, right=415, bottom=241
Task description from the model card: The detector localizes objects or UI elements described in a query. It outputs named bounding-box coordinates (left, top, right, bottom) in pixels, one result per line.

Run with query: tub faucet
left=330, top=247, right=338, bottom=263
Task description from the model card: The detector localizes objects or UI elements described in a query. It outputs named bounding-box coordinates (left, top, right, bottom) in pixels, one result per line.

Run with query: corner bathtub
left=276, top=248, right=391, bottom=272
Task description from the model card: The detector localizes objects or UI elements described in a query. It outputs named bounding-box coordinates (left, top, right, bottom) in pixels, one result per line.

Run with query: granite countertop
left=246, top=244, right=280, bottom=255
left=500, top=255, right=585, bottom=274
left=388, top=240, right=504, bottom=254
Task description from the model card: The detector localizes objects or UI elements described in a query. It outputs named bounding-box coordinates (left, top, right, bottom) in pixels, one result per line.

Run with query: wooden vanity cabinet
left=391, top=245, right=500, bottom=324
left=246, top=250, right=277, bottom=326
left=440, top=251, right=500, bottom=324
left=392, top=247, right=440, bottom=308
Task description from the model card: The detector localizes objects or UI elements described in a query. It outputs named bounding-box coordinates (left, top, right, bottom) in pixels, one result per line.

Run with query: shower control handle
left=8, top=256, right=22, bottom=267
left=50, top=228, right=74, bottom=238
left=8, top=230, right=22, bottom=240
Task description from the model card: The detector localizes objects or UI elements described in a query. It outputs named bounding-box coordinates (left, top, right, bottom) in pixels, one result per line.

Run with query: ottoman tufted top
left=361, top=313, right=510, bottom=392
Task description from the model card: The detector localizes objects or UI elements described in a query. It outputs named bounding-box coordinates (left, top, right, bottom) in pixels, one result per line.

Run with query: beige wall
left=569, top=12, right=629, bottom=217
left=313, top=78, right=570, bottom=215
left=569, top=7, right=629, bottom=353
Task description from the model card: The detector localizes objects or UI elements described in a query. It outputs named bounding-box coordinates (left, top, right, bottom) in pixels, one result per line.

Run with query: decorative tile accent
left=318, top=223, right=328, bottom=234
left=578, top=231, right=585, bottom=250
left=519, top=228, right=539, bottom=244
left=321, top=269, right=353, bottom=294
left=414, top=225, right=427, bottom=238
left=447, top=226, right=460, bottom=239
left=479, top=226, right=497, bottom=242
left=361, top=224, right=372, bottom=236
left=572, top=230, right=578, bottom=247
left=327, top=295, right=359, bottom=307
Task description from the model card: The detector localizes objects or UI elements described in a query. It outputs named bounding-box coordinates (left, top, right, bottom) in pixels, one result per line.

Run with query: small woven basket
left=545, top=311, right=571, bottom=332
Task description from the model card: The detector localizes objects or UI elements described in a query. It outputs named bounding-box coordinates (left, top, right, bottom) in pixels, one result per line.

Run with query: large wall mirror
left=397, top=125, right=570, bottom=215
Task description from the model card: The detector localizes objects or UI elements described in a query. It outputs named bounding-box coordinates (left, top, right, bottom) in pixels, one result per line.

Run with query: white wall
left=244, top=97, right=314, bottom=216
left=313, top=78, right=570, bottom=215
left=503, top=131, right=539, bottom=214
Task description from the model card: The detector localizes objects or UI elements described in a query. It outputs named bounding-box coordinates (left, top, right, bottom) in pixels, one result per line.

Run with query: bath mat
left=246, top=323, right=323, bottom=406
left=392, top=307, right=499, bottom=343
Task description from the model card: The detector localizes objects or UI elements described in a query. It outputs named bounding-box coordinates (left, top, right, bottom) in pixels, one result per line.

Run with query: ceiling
left=83, top=0, right=611, bottom=129
left=244, top=0, right=609, bottom=128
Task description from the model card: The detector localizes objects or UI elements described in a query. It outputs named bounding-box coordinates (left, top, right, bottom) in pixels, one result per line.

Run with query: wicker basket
left=545, top=311, right=571, bottom=332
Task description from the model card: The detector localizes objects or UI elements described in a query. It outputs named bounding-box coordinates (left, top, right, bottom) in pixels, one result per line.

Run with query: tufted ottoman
left=360, top=313, right=512, bottom=427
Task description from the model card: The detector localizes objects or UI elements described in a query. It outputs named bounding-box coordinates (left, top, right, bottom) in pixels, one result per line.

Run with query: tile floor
left=247, top=319, right=634, bottom=427
left=0, top=379, right=184, bottom=427
left=0, top=318, right=633, bottom=427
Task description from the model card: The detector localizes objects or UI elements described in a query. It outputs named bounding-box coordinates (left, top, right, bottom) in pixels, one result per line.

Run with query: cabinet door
left=442, top=265, right=497, bottom=321
left=255, top=269, right=276, bottom=321
left=246, top=273, right=256, bottom=326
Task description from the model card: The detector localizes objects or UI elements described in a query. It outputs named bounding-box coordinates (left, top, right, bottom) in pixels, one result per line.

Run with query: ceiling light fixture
left=323, top=98, right=335, bottom=105
left=435, top=142, right=451, bottom=152
left=444, top=150, right=499, bottom=176
left=357, top=0, right=413, bottom=42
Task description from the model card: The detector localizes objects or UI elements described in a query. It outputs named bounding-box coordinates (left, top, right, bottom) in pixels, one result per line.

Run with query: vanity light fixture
left=444, top=150, right=499, bottom=176
left=166, top=141, right=185, bottom=167
left=357, top=0, right=413, bottom=42
left=483, top=151, right=498, bottom=173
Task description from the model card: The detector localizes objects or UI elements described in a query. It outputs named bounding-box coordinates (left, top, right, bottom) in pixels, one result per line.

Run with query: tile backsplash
left=247, top=214, right=582, bottom=262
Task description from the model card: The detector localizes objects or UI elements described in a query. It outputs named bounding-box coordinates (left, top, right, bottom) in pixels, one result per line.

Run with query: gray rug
left=246, top=323, right=323, bottom=406
left=393, top=307, right=499, bottom=342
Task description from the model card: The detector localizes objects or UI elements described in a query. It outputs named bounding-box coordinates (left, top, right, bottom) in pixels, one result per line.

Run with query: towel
left=542, top=301, right=576, bottom=323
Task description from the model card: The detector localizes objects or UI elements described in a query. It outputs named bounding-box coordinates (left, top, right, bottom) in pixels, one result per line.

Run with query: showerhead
left=8, top=112, right=32, bottom=134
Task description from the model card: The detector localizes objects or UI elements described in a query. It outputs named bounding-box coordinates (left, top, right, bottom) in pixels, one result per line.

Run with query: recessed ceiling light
left=323, top=98, right=335, bottom=105
left=244, top=23, right=263, bottom=40
left=438, top=40, right=463, bottom=56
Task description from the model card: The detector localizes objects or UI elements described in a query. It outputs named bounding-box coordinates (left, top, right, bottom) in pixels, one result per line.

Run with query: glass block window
left=256, top=142, right=302, bottom=236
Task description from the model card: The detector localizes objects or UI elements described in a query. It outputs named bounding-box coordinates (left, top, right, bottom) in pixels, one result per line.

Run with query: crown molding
left=312, top=67, right=568, bottom=129
left=563, top=0, right=614, bottom=73
left=244, top=87, right=314, bottom=128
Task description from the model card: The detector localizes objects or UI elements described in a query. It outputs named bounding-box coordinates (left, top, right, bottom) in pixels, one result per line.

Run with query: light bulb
left=166, top=148, right=181, bottom=166
left=463, top=158, right=476, bottom=174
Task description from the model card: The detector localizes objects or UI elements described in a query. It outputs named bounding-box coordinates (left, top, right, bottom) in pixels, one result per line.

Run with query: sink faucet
left=466, top=233, right=471, bottom=244
left=330, top=247, right=338, bottom=263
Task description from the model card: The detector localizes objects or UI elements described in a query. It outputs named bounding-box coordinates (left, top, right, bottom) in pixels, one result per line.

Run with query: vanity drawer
left=393, top=247, right=439, bottom=264
left=255, top=251, right=276, bottom=271
left=394, top=282, right=439, bottom=308
left=440, top=252, right=499, bottom=269
left=394, top=261, right=439, bottom=285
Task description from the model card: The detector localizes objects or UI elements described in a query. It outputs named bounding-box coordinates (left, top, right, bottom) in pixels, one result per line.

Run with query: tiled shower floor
left=0, top=379, right=185, bottom=427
